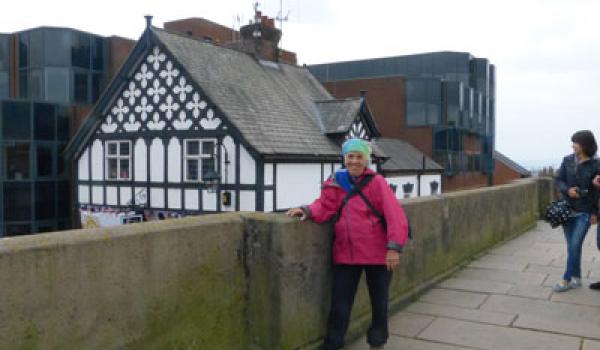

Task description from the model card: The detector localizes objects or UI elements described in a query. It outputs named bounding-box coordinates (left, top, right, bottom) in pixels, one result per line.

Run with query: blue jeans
left=562, top=213, right=591, bottom=281
left=322, top=265, right=392, bottom=350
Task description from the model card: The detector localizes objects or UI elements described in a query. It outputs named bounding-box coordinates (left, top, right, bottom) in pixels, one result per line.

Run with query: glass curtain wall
left=17, top=28, right=106, bottom=104
left=0, top=100, right=70, bottom=237
left=0, top=34, right=9, bottom=98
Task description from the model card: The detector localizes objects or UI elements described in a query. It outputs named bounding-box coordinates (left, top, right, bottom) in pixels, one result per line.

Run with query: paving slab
left=406, top=302, right=515, bottom=326
left=455, top=268, right=546, bottom=286
left=418, top=289, right=489, bottom=309
left=388, top=312, right=435, bottom=338
left=346, top=336, right=475, bottom=350
left=418, top=318, right=580, bottom=350
left=473, top=253, right=552, bottom=265
left=551, top=284, right=600, bottom=307
left=507, top=284, right=553, bottom=300
left=438, top=278, right=512, bottom=294
left=514, top=313, right=600, bottom=340
left=524, top=263, right=565, bottom=276
left=467, top=259, right=527, bottom=272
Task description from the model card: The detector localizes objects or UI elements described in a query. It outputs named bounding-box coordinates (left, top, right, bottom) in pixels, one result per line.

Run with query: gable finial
left=145, top=15, right=153, bottom=28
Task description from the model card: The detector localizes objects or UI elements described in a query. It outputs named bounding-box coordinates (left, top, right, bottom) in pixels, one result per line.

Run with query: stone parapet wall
left=0, top=178, right=554, bottom=349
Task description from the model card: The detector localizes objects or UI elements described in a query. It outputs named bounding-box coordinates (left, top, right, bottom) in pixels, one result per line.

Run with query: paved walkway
left=348, top=221, right=600, bottom=350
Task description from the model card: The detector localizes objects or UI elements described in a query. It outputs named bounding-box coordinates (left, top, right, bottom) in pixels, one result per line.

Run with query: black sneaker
left=590, top=281, right=600, bottom=290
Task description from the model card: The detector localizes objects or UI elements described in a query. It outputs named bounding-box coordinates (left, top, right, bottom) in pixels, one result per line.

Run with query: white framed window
left=184, top=139, right=216, bottom=182
left=105, top=140, right=131, bottom=180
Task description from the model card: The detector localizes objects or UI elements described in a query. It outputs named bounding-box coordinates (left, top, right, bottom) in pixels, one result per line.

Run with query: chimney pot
left=144, top=15, right=153, bottom=28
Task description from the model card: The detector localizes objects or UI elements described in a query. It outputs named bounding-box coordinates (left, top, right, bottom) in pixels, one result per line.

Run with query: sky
left=2, top=0, right=599, bottom=169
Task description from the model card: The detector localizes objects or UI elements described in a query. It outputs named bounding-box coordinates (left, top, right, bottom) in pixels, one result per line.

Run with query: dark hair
left=571, top=130, right=598, bottom=157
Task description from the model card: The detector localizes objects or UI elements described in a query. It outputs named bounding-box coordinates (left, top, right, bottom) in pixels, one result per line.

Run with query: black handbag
left=543, top=200, right=571, bottom=228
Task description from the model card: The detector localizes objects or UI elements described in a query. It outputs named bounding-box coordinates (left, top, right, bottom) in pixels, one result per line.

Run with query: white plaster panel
left=239, top=144, right=255, bottom=184
left=221, top=191, right=236, bottom=212
left=239, top=191, right=255, bottom=211
left=91, top=140, right=103, bottom=181
left=120, top=187, right=132, bottom=206
left=264, top=163, right=273, bottom=186
left=92, top=186, right=104, bottom=205
left=106, top=186, right=118, bottom=205
left=385, top=175, right=419, bottom=199
left=78, top=147, right=89, bottom=181
left=78, top=185, right=89, bottom=204
left=167, top=137, right=181, bottom=183
left=184, top=189, right=199, bottom=210
left=134, top=187, right=147, bottom=206
left=168, top=188, right=182, bottom=209
left=222, top=136, right=236, bottom=185
left=264, top=190, right=273, bottom=212
left=134, top=138, right=147, bottom=182
left=149, top=138, right=164, bottom=182
left=202, top=190, right=217, bottom=211
left=323, top=163, right=335, bottom=181
left=333, top=163, right=342, bottom=172
left=420, top=174, right=442, bottom=196
left=150, top=188, right=164, bottom=208
left=276, top=163, right=322, bottom=210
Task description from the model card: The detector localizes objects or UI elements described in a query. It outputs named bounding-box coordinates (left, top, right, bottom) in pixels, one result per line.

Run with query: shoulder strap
left=333, top=174, right=374, bottom=224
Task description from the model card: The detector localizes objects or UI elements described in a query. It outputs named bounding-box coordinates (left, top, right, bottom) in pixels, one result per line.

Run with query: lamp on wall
left=202, top=142, right=231, bottom=200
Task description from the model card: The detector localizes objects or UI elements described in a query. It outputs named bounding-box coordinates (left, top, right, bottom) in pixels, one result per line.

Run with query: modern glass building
left=0, top=27, right=118, bottom=237
left=309, top=52, right=496, bottom=180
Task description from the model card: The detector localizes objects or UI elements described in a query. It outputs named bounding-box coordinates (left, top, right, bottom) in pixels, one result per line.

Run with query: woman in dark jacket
left=554, top=130, right=599, bottom=292
left=590, top=171, right=600, bottom=290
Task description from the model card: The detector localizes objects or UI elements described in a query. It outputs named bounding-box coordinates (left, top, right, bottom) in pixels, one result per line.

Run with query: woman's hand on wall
left=386, top=250, right=400, bottom=271
left=286, top=208, right=307, bottom=221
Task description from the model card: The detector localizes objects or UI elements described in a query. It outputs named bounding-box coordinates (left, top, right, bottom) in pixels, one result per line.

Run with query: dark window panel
left=57, top=144, right=67, bottom=177
left=3, top=101, right=31, bottom=140
left=187, top=140, right=199, bottom=155
left=57, top=108, right=69, bottom=141
left=29, top=30, right=44, bottom=68
left=71, top=32, right=90, bottom=68
left=37, top=146, right=53, bottom=177
left=0, top=34, right=9, bottom=70
left=73, top=71, right=89, bottom=103
left=91, top=36, right=104, bottom=70
left=18, top=32, right=28, bottom=68
left=44, top=29, right=71, bottom=66
left=6, top=143, right=30, bottom=180
left=19, top=70, right=28, bottom=98
left=107, top=158, right=118, bottom=179
left=187, top=159, right=198, bottom=181
left=34, top=103, right=56, bottom=140
left=45, top=67, right=70, bottom=103
left=5, top=224, right=32, bottom=236
left=406, top=102, right=426, bottom=126
left=0, top=72, right=8, bottom=99
left=28, top=69, right=44, bottom=100
left=57, top=181, right=70, bottom=218
left=91, top=73, right=102, bottom=102
left=35, top=182, right=55, bottom=220
left=4, top=182, right=32, bottom=221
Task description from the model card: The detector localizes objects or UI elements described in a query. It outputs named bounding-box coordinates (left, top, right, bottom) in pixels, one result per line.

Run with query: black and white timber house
left=65, top=20, right=388, bottom=224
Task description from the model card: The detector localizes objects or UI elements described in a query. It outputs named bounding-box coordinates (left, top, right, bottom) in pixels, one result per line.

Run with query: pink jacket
left=305, top=169, right=409, bottom=265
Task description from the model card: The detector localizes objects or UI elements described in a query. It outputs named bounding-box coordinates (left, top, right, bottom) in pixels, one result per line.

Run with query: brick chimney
left=227, top=10, right=282, bottom=62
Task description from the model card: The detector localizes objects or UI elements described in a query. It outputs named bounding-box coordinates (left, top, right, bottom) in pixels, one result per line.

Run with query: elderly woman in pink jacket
left=287, top=138, right=409, bottom=350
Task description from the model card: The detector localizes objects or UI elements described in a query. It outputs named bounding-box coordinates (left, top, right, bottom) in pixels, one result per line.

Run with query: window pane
left=71, top=32, right=90, bottom=68
left=406, top=102, right=426, bottom=126
left=57, top=108, right=69, bottom=141
left=34, top=103, right=56, bottom=140
left=0, top=72, right=8, bottom=99
left=202, top=141, right=214, bottom=155
left=202, top=157, right=215, bottom=177
left=187, top=159, right=198, bottom=180
left=119, top=159, right=129, bottom=179
left=18, top=32, right=28, bottom=68
left=187, top=141, right=199, bottom=155
left=29, top=30, right=44, bottom=68
left=45, top=67, right=70, bottom=103
left=28, top=69, right=43, bottom=100
left=4, top=182, right=31, bottom=221
left=6, top=144, right=30, bottom=179
left=107, top=142, right=117, bottom=155
left=119, top=141, right=129, bottom=156
left=92, top=73, right=102, bottom=102
left=57, top=181, right=69, bottom=218
left=5, top=224, right=32, bottom=237
left=19, top=70, right=27, bottom=98
left=37, top=146, right=53, bottom=177
left=57, top=145, right=66, bottom=177
left=73, top=72, right=89, bottom=103
left=44, top=29, right=71, bottom=66
left=3, top=101, right=31, bottom=140
left=91, top=36, right=104, bottom=70
left=107, top=158, right=118, bottom=179
left=0, top=34, right=9, bottom=70
left=35, top=182, right=55, bottom=220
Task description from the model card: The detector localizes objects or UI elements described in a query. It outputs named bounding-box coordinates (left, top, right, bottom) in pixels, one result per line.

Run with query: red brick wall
left=164, top=18, right=235, bottom=44
left=443, top=172, right=489, bottom=191
left=107, top=36, right=135, bottom=83
left=493, top=159, right=523, bottom=186
left=321, top=77, right=434, bottom=157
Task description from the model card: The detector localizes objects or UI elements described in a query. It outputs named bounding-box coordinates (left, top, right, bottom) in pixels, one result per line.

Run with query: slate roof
left=373, top=137, right=443, bottom=173
left=494, top=151, right=531, bottom=177
left=151, top=27, right=349, bottom=157
left=315, top=98, right=363, bottom=134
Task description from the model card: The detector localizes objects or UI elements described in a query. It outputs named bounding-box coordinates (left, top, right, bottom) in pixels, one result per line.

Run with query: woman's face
left=344, top=151, right=368, bottom=176
left=572, top=142, right=583, bottom=156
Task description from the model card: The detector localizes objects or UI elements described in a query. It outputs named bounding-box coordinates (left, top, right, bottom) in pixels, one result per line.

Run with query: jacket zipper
left=344, top=201, right=354, bottom=262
